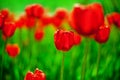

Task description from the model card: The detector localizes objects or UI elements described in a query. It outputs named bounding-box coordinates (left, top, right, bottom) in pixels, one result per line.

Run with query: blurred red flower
left=24, top=68, right=46, bottom=80
left=52, top=8, right=68, bottom=28
left=70, top=3, right=104, bottom=36
left=34, top=28, right=44, bottom=41
left=94, top=24, right=110, bottom=43
left=54, top=30, right=74, bottom=51
left=25, top=4, right=44, bottom=18
left=6, top=43, right=20, bottom=58
left=2, top=21, right=16, bottom=38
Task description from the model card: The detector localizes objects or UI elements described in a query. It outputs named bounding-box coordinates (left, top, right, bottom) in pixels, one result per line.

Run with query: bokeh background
left=0, top=0, right=120, bottom=80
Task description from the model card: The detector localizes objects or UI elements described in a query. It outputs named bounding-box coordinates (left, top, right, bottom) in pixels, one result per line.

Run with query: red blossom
left=24, top=68, right=46, bottom=80
left=94, top=24, right=110, bottom=43
left=6, top=44, right=20, bottom=58
left=34, top=29, right=44, bottom=41
left=25, top=4, right=44, bottom=18
left=54, top=30, right=74, bottom=51
left=70, top=3, right=104, bottom=36
left=2, top=21, right=16, bottom=37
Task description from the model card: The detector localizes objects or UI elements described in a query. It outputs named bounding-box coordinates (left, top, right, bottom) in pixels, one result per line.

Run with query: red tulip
left=54, top=30, right=74, bottom=51
left=6, top=44, right=20, bottom=58
left=32, top=4, right=44, bottom=18
left=52, top=17, right=62, bottom=27
left=24, top=68, right=46, bottom=80
left=70, top=3, right=104, bottom=36
left=106, top=14, right=113, bottom=25
left=40, top=15, right=52, bottom=27
left=73, top=33, right=82, bottom=45
left=34, top=29, right=44, bottom=41
left=52, top=8, right=68, bottom=28
left=15, top=15, right=26, bottom=28
left=25, top=4, right=44, bottom=18
left=55, top=8, right=68, bottom=20
left=25, top=16, right=36, bottom=28
left=112, top=12, right=120, bottom=28
left=94, top=24, right=110, bottom=43
left=1, top=9, right=9, bottom=18
left=25, top=5, right=33, bottom=17
left=2, top=21, right=16, bottom=37
left=0, top=14, right=4, bottom=29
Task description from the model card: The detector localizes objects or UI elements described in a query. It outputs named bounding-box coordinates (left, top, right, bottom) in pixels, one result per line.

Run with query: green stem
left=60, top=53, right=65, bottom=80
left=1, top=39, right=8, bottom=79
left=96, top=44, right=101, bottom=79
left=28, top=29, right=33, bottom=68
left=69, top=48, right=75, bottom=80
left=81, top=38, right=89, bottom=80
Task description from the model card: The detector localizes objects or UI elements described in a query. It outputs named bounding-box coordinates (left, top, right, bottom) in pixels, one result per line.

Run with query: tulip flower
left=112, top=12, right=120, bottom=28
left=24, top=68, right=46, bottom=80
left=40, top=15, right=52, bottom=27
left=73, top=33, right=82, bottom=45
left=94, top=24, right=110, bottom=43
left=52, top=8, right=68, bottom=28
left=25, top=4, right=44, bottom=18
left=54, top=30, right=74, bottom=51
left=1, top=9, right=9, bottom=18
left=6, top=43, right=20, bottom=58
left=2, top=21, right=16, bottom=38
left=70, top=3, right=104, bottom=36
left=34, top=28, right=44, bottom=41
left=15, top=15, right=26, bottom=28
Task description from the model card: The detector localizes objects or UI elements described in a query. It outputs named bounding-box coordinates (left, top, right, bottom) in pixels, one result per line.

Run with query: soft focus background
left=0, top=0, right=120, bottom=80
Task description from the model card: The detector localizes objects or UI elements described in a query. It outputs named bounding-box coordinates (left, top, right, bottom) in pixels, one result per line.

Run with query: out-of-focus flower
left=24, top=68, right=46, bottom=80
left=6, top=43, right=20, bottom=58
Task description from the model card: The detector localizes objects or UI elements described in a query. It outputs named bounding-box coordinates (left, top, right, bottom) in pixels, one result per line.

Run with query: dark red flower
left=1, top=9, right=9, bottom=18
left=52, top=17, right=62, bottom=27
left=25, top=16, right=36, bottom=28
left=112, top=12, right=120, bottom=28
left=94, top=24, right=110, bottom=43
left=25, top=5, right=33, bottom=17
left=25, top=4, right=44, bottom=18
left=106, top=14, right=113, bottom=25
left=54, top=30, right=74, bottom=51
left=73, top=33, right=82, bottom=45
left=55, top=8, right=68, bottom=20
left=24, top=68, right=46, bottom=80
left=6, top=44, right=20, bottom=58
left=52, top=8, right=68, bottom=28
left=70, top=3, right=104, bottom=36
left=34, top=29, right=44, bottom=41
left=40, top=15, right=52, bottom=27
left=15, top=15, right=26, bottom=28
left=0, top=14, right=4, bottom=29
left=2, top=21, right=16, bottom=37
left=32, top=4, right=44, bottom=18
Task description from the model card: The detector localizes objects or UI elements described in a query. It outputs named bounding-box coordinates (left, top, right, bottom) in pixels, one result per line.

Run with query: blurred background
left=0, top=0, right=120, bottom=80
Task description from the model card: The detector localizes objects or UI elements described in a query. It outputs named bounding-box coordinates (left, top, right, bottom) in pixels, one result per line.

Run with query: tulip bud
left=6, top=44, right=20, bottom=58
left=73, top=33, right=82, bottom=45
left=54, top=30, right=74, bottom=51
left=2, top=22, right=16, bottom=37
left=94, top=24, right=110, bottom=43
left=24, top=68, right=46, bottom=80
left=34, top=29, right=44, bottom=41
